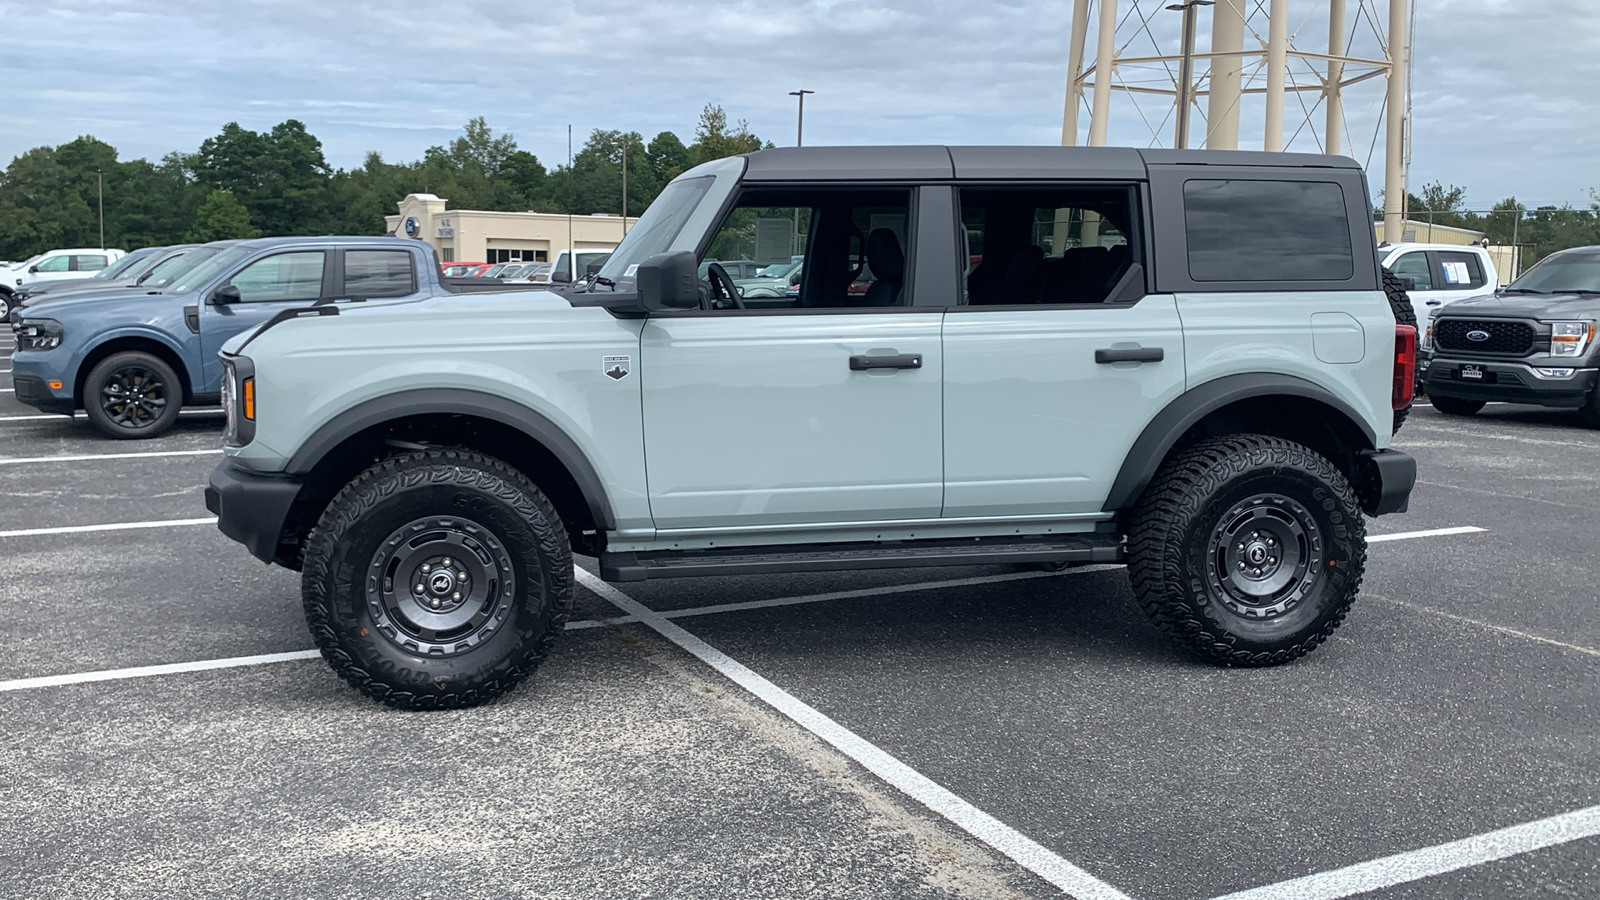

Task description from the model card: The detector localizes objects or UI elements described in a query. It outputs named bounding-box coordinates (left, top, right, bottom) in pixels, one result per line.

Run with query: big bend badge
left=603, top=355, right=631, bottom=380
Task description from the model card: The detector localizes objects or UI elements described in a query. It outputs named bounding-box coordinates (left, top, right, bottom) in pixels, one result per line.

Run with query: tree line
left=1393, top=182, right=1600, bottom=266
left=0, top=105, right=766, bottom=260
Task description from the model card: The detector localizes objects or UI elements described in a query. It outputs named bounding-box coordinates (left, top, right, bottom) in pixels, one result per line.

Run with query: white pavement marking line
left=565, top=566, right=1127, bottom=630
left=574, top=568, right=1135, bottom=900
left=0, top=448, right=222, bottom=466
left=0, top=650, right=321, bottom=694
left=1372, top=593, right=1600, bottom=659
left=1210, top=804, right=1600, bottom=900
left=0, top=388, right=12, bottom=393
left=0, top=409, right=224, bottom=422
left=1367, top=525, right=1487, bottom=543
left=0, top=517, right=215, bottom=539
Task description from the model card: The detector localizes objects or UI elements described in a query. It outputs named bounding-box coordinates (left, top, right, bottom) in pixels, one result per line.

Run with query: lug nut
left=452, top=592, right=461, bottom=601
left=415, top=584, right=425, bottom=594
left=421, top=564, right=432, bottom=574
left=456, top=570, right=466, bottom=580
left=441, top=557, right=452, bottom=567
left=1268, top=557, right=1277, bottom=565
left=1238, top=561, right=1246, bottom=570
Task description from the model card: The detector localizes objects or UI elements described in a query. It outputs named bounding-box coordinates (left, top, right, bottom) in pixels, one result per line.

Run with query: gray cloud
left=0, top=0, right=1592, bottom=208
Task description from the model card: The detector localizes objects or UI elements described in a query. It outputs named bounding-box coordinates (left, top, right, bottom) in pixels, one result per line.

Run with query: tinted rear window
left=345, top=250, right=415, bottom=297
left=1183, top=180, right=1354, bottom=282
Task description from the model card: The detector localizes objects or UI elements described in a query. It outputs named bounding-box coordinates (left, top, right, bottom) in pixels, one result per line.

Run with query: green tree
left=185, top=189, right=260, bottom=241
left=193, top=120, right=333, bottom=236
left=689, top=104, right=763, bottom=166
left=647, top=131, right=693, bottom=184
left=557, top=130, right=660, bottom=218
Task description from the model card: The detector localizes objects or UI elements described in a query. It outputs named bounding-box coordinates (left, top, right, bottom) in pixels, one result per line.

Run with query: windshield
left=97, top=248, right=160, bottom=280
left=1506, top=252, right=1600, bottom=294
left=169, top=246, right=253, bottom=294
left=754, top=260, right=799, bottom=279
left=595, top=176, right=716, bottom=287
left=141, top=248, right=216, bottom=287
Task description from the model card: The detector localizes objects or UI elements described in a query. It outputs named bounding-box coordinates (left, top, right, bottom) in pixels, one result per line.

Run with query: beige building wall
left=385, top=194, right=638, bottom=264
left=1374, top=219, right=1485, bottom=246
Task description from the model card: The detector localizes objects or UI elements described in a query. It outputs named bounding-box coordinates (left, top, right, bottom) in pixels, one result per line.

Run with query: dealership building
left=385, top=194, right=638, bottom=265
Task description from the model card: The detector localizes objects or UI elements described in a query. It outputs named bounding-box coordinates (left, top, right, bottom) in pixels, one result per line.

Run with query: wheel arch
left=278, top=389, right=616, bottom=565
left=1103, top=373, right=1379, bottom=513
left=76, top=335, right=197, bottom=407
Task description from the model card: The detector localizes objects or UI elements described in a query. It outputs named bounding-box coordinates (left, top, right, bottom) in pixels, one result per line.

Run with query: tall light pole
left=1166, top=0, right=1213, bottom=150
left=95, top=170, right=105, bottom=250
left=789, top=89, right=814, bottom=146
left=611, top=139, right=628, bottom=236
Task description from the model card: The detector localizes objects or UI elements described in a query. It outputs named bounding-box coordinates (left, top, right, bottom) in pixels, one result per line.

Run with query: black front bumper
left=12, top=374, right=74, bottom=415
left=205, top=459, right=305, bottom=565
left=1358, top=449, right=1416, bottom=517
left=1424, top=356, right=1598, bottom=408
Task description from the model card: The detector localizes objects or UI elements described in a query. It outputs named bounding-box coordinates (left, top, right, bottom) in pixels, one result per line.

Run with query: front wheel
left=301, top=450, right=572, bottom=709
left=1127, top=435, right=1366, bottom=667
left=83, top=351, right=183, bottom=439
left=1430, top=395, right=1485, bottom=417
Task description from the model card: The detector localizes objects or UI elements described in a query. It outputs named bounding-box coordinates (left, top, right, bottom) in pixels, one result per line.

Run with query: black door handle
left=1094, top=347, right=1164, bottom=364
left=850, top=354, right=922, bottom=371
left=1426, top=300, right=1442, bottom=306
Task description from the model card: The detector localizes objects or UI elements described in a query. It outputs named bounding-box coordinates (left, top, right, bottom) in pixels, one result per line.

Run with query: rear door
left=198, top=249, right=332, bottom=390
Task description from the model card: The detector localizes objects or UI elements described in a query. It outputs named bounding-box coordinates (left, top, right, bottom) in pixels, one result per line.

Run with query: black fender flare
left=285, top=388, right=616, bottom=530
left=1101, top=373, right=1378, bottom=512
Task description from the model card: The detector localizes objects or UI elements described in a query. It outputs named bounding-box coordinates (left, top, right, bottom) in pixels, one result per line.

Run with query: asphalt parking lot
left=2, top=329, right=1596, bottom=900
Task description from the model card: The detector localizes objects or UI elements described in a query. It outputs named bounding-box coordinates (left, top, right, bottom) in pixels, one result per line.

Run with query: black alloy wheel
left=367, top=517, right=516, bottom=658
left=82, top=351, right=184, bottom=439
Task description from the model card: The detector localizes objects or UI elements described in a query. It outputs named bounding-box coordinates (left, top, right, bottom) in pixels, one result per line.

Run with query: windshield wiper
left=593, top=276, right=617, bottom=291
left=1500, top=287, right=1545, bottom=294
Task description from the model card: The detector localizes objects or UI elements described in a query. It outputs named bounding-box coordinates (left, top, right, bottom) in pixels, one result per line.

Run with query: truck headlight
left=221, top=355, right=256, bottom=446
left=1550, top=321, right=1594, bottom=357
left=16, top=319, right=63, bottom=351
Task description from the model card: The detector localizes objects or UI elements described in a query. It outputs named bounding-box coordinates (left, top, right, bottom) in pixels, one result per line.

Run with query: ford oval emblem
left=1466, top=329, right=1491, bottom=342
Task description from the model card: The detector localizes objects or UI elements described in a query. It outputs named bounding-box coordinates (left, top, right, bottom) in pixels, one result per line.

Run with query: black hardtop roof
left=229, top=235, right=419, bottom=250
left=739, top=145, right=1360, bottom=182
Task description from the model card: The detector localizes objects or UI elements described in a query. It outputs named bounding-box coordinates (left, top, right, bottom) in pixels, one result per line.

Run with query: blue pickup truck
left=10, top=236, right=518, bottom=438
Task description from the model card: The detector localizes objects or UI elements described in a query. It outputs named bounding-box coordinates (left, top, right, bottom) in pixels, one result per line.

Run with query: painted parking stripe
left=0, top=650, right=320, bottom=693
left=0, top=448, right=222, bottom=466
left=1371, top=593, right=1600, bottom=659
left=1367, top=526, right=1487, bottom=543
left=1210, top=804, right=1600, bottom=900
left=0, top=409, right=224, bottom=422
left=574, top=569, right=1135, bottom=900
left=0, top=517, right=215, bottom=539
left=566, top=565, right=1126, bottom=631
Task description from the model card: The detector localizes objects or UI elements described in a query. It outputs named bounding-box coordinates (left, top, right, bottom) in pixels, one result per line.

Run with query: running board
left=599, top=535, right=1124, bottom=583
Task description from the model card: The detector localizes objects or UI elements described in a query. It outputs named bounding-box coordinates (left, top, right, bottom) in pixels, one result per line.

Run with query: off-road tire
left=1127, top=434, right=1366, bottom=667
left=82, top=351, right=184, bottom=439
left=1384, top=268, right=1417, bottom=431
left=301, top=450, right=573, bottom=710
left=1430, top=395, right=1485, bottom=417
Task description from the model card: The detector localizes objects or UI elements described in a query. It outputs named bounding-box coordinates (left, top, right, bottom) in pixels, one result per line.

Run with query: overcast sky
left=2, top=0, right=1594, bottom=210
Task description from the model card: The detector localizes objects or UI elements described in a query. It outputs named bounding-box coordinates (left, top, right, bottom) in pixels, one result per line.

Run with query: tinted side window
left=36, top=256, right=70, bottom=272
left=345, top=250, right=415, bottom=297
left=1184, top=180, right=1353, bottom=282
left=227, top=251, right=326, bottom=303
left=1436, top=251, right=1487, bottom=290
left=958, top=186, right=1141, bottom=306
left=72, top=254, right=108, bottom=271
left=1387, top=251, right=1433, bottom=290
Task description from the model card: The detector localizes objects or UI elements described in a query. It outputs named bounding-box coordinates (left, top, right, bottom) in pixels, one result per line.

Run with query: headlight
left=1549, top=321, right=1595, bottom=357
left=221, top=355, right=256, bottom=446
left=16, top=319, right=63, bottom=351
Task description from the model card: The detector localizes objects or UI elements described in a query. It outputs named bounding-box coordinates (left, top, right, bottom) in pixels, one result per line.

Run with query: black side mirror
left=550, top=266, right=571, bottom=283
left=28, top=265, right=39, bottom=273
left=585, top=254, right=611, bottom=277
left=636, top=251, right=700, bottom=311
left=1398, top=277, right=1417, bottom=292
left=210, top=284, right=242, bottom=305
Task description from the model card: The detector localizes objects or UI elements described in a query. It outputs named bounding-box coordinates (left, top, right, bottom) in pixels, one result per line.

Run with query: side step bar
left=599, top=535, right=1124, bottom=583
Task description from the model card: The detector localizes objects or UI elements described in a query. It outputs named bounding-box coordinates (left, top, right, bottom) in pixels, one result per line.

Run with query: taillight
left=1393, top=324, right=1417, bottom=410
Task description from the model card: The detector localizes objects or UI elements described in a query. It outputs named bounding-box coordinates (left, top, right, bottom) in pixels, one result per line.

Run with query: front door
left=199, top=249, right=331, bottom=389
left=641, top=187, right=944, bottom=532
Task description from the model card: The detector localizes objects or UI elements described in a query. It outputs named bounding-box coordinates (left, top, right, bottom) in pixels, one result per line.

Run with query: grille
left=1434, top=319, right=1535, bottom=355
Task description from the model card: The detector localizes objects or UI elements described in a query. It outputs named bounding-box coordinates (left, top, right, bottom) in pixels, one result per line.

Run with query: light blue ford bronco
left=206, top=146, right=1418, bottom=709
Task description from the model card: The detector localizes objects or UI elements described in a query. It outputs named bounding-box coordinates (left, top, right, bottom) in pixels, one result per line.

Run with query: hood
left=1434, top=290, right=1600, bottom=320
left=19, top=281, right=151, bottom=304
left=12, top=286, right=183, bottom=320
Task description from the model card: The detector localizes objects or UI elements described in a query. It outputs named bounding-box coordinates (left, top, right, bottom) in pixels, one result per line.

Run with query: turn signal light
left=1393, top=325, right=1417, bottom=410
left=47, top=380, right=63, bottom=390
left=243, top=378, right=255, bottom=421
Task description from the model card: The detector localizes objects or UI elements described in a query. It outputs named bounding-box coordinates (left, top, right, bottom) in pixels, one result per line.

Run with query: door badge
left=603, top=355, right=631, bottom=380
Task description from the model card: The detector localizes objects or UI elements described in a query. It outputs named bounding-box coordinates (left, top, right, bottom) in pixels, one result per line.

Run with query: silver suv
left=206, top=146, right=1418, bottom=709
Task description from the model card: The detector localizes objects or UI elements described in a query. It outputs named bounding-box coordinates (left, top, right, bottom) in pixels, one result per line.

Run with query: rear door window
left=1183, top=180, right=1354, bottom=282
left=344, top=250, right=416, bottom=297
left=1435, top=250, right=1487, bottom=290
left=958, top=185, right=1142, bottom=305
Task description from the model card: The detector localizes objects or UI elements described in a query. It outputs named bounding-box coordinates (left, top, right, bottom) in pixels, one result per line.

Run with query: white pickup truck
left=1, top=248, right=126, bottom=319
left=1379, top=243, right=1498, bottom=348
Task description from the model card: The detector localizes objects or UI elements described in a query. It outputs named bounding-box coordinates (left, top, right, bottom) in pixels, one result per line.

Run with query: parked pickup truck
left=1379, top=242, right=1498, bottom=349
left=205, top=146, right=1417, bottom=710
left=10, top=236, right=538, bottom=438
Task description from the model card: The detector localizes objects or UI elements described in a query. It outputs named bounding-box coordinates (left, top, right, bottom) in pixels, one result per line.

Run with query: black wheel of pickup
left=83, top=351, right=183, bottom=439
left=301, top=450, right=572, bottom=710
left=1430, top=395, right=1485, bottom=417
left=1127, top=434, right=1366, bottom=667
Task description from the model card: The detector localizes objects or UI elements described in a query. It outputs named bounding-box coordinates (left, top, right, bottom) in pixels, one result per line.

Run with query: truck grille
left=1434, top=319, right=1535, bottom=355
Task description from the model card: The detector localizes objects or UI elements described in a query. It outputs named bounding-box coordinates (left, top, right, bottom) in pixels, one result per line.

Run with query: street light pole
left=1166, top=0, right=1213, bottom=150
left=612, top=139, right=628, bottom=236
left=96, top=170, right=105, bottom=249
left=789, top=89, right=814, bottom=146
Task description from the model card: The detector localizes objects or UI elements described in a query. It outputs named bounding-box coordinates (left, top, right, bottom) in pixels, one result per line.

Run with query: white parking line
left=574, top=568, right=1135, bottom=900
left=1371, top=593, right=1600, bottom=658
left=0, top=650, right=320, bottom=693
left=0, top=409, right=224, bottom=422
left=0, top=449, right=222, bottom=466
left=1210, top=804, right=1600, bottom=900
left=1368, top=526, right=1488, bottom=543
left=565, top=566, right=1125, bottom=630
left=0, top=517, right=215, bottom=539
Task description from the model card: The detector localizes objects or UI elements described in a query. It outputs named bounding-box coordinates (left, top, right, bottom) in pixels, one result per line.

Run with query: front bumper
left=11, top=372, right=74, bottom=415
left=1424, top=356, right=1598, bottom=408
left=205, top=458, right=305, bottom=565
left=1358, top=449, right=1416, bottom=517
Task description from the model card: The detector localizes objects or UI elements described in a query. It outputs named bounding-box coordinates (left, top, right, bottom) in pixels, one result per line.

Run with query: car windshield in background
left=756, top=261, right=799, bottom=278
left=595, top=176, right=716, bottom=287
left=97, top=249, right=158, bottom=279
left=1505, top=252, right=1600, bottom=294
left=168, top=246, right=253, bottom=294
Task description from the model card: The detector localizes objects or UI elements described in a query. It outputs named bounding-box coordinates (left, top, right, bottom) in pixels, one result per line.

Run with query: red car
left=440, top=261, right=489, bottom=278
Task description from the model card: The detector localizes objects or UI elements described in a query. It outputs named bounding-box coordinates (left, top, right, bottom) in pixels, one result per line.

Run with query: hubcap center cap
left=428, top=571, right=455, bottom=594
left=1246, top=542, right=1269, bottom=566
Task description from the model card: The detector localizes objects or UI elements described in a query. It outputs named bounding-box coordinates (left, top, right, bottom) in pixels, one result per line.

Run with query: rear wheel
left=0, top=291, right=11, bottom=321
left=82, top=351, right=183, bottom=439
left=301, top=450, right=572, bottom=710
left=1430, top=395, right=1485, bottom=417
left=1127, top=435, right=1366, bottom=667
